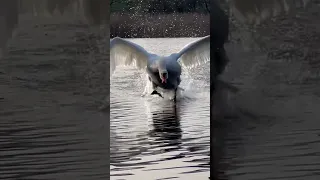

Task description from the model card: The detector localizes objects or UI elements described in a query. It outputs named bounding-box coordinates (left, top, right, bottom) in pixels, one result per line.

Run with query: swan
left=110, top=36, right=210, bottom=101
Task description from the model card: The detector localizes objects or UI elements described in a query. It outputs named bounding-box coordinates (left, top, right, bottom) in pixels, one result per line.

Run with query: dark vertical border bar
left=105, top=0, right=111, bottom=178
left=210, top=0, right=230, bottom=179
left=1, top=0, right=111, bottom=179
left=80, top=1, right=111, bottom=178
left=83, top=0, right=111, bottom=177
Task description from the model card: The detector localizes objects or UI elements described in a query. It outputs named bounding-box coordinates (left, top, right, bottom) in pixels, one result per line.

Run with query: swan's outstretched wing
left=174, top=35, right=210, bottom=69
left=110, top=37, right=152, bottom=75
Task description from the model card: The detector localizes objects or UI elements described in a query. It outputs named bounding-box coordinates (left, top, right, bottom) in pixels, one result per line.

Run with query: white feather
left=110, top=37, right=154, bottom=76
left=175, top=35, right=210, bottom=69
left=110, top=36, right=210, bottom=77
left=110, top=36, right=211, bottom=98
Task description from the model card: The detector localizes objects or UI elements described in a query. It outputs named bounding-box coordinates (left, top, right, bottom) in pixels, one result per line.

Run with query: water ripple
left=110, top=38, right=210, bottom=179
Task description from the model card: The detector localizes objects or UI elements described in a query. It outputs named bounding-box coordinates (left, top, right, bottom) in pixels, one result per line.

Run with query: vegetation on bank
left=110, top=13, right=209, bottom=38
left=110, top=0, right=210, bottom=38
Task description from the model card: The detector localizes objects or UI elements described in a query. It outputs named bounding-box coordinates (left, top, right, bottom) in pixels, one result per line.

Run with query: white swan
left=110, top=36, right=210, bottom=101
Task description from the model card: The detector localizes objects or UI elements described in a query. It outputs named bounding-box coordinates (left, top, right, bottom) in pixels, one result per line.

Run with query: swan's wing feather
left=110, top=37, right=151, bottom=75
left=175, top=35, right=210, bottom=69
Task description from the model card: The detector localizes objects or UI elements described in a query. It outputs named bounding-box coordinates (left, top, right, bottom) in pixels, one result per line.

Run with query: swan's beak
left=161, top=72, right=168, bottom=83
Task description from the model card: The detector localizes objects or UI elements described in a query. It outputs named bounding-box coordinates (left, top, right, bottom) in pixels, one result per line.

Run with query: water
left=0, top=17, right=109, bottom=179
left=215, top=1, right=320, bottom=179
left=110, top=38, right=210, bottom=179
left=2, top=1, right=320, bottom=180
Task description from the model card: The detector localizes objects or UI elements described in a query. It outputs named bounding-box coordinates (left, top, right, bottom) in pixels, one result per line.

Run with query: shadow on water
left=214, top=0, right=320, bottom=179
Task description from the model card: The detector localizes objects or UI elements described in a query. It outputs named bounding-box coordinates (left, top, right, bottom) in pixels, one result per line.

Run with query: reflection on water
left=148, top=102, right=182, bottom=143
left=215, top=0, right=320, bottom=179
left=110, top=38, right=210, bottom=179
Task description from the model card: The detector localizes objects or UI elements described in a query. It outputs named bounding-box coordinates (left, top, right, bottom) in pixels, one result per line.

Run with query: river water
left=110, top=38, right=210, bottom=180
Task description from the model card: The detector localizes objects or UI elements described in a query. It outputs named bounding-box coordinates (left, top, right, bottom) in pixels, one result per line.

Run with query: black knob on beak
left=162, top=72, right=167, bottom=78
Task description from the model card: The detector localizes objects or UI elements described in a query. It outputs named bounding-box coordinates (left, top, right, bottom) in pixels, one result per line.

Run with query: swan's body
left=110, top=36, right=210, bottom=101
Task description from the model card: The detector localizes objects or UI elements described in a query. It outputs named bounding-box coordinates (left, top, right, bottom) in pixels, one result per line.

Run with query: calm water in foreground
left=110, top=38, right=210, bottom=180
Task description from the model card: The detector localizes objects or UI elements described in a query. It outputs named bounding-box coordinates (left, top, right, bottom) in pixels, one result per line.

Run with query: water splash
left=145, top=75, right=208, bottom=102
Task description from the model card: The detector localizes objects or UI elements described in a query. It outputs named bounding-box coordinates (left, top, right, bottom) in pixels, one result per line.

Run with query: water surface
left=110, top=38, right=210, bottom=180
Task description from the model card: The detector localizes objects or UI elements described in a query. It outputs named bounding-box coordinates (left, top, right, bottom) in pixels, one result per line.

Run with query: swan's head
left=157, top=58, right=168, bottom=83
left=159, top=70, right=168, bottom=83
